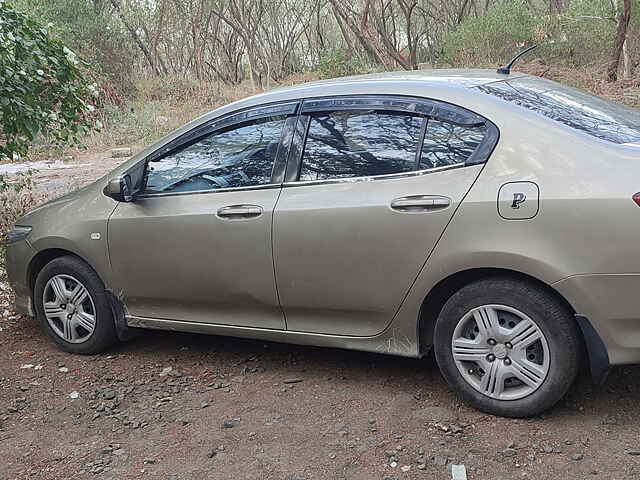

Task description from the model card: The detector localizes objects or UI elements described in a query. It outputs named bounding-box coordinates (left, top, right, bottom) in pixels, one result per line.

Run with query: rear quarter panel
left=391, top=99, right=640, bottom=354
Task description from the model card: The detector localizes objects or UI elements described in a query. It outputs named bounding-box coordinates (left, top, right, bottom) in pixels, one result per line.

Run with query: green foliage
left=0, top=1, right=98, bottom=160
left=443, top=1, right=538, bottom=66
left=316, top=47, right=368, bottom=79
left=13, top=0, right=137, bottom=95
left=551, top=0, right=616, bottom=65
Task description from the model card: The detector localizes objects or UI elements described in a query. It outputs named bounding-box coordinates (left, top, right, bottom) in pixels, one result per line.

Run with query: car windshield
left=476, top=76, right=640, bottom=145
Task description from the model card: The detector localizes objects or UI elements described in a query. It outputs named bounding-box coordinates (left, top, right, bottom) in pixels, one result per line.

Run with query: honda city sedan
left=6, top=69, right=640, bottom=417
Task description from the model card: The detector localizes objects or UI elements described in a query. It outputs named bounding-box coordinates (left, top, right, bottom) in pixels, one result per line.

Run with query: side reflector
left=633, top=193, right=640, bottom=207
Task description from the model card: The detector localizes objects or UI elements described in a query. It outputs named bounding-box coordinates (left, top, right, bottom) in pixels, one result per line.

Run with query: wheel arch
left=418, top=267, right=577, bottom=350
left=417, top=267, right=610, bottom=383
left=27, top=248, right=94, bottom=295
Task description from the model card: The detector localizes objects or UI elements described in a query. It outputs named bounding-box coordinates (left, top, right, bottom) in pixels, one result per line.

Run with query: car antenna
left=497, top=44, right=538, bottom=75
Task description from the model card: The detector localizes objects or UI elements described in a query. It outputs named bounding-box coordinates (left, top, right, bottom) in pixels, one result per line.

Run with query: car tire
left=434, top=277, right=580, bottom=418
left=34, top=255, right=117, bottom=354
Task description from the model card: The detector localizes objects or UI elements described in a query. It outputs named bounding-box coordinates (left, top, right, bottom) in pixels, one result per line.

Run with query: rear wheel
left=434, top=277, right=580, bottom=417
left=34, top=256, right=117, bottom=354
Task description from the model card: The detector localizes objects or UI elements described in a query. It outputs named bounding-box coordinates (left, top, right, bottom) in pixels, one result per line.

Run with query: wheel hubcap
left=451, top=304, right=550, bottom=401
left=42, top=274, right=96, bottom=344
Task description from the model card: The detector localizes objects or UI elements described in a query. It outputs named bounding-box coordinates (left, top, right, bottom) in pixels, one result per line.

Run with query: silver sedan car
left=6, top=69, right=640, bottom=417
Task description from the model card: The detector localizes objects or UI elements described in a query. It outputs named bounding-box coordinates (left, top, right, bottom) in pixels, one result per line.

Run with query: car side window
left=420, top=120, right=487, bottom=170
left=299, top=110, right=423, bottom=181
left=144, top=116, right=286, bottom=194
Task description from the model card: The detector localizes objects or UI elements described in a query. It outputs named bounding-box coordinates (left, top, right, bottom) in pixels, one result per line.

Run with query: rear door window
left=420, top=120, right=487, bottom=169
left=299, top=110, right=423, bottom=181
left=298, top=109, right=491, bottom=181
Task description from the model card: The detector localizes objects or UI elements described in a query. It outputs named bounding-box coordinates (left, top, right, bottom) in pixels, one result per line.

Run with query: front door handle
left=217, top=204, right=263, bottom=219
left=390, top=195, right=451, bottom=212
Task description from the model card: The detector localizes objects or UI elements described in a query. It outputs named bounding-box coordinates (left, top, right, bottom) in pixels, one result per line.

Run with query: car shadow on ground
left=109, top=326, right=640, bottom=420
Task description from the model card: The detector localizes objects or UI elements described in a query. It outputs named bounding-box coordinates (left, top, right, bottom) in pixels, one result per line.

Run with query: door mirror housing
left=104, top=175, right=134, bottom=202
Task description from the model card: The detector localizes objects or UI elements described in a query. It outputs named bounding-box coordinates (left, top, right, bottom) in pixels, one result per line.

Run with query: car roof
left=272, top=68, right=528, bottom=91
left=213, top=69, right=529, bottom=119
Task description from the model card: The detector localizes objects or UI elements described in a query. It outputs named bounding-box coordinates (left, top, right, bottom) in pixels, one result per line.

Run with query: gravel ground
left=2, top=155, right=640, bottom=480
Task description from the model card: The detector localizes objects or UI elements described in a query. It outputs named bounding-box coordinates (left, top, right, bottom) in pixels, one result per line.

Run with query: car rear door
left=108, top=102, right=299, bottom=329
left=272, top=96, right=498, bottom=336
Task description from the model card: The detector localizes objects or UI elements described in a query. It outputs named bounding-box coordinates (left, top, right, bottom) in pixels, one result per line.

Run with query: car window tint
left=299, top=110, right=422, bottom=181
left=420, top=120, right=487, bottom=169
left=145, top=116, right=285, bottom=194
left=477, top=79, right=640, bottom=145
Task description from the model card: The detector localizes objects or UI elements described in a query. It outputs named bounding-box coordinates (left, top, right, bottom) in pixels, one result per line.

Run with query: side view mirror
left=104, top=175, right=134, bottom=202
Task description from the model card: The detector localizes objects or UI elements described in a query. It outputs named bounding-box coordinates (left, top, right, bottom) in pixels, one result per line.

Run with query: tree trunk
left=607, top=0, right=632, bottom=82
left=622, top=37, right=632, bottom=79
left=109, top=0, right=161, bottom=75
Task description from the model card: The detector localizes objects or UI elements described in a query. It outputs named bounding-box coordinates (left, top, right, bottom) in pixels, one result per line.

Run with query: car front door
left=107, top=102, right=299, bottom=329
left=273, top=96, right=498, bottom=336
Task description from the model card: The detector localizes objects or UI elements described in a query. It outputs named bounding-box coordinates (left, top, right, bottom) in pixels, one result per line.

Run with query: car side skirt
left=126, top=315, right=421, bottom=358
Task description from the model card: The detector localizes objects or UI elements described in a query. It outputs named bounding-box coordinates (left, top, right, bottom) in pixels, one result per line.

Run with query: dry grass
left=518, top=60, right=640, bottom=109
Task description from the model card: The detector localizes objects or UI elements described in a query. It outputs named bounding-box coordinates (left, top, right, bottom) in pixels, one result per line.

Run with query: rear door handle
left=390, top=195, right=451, bottom=212
left=217, top=204, right=263, bottom=219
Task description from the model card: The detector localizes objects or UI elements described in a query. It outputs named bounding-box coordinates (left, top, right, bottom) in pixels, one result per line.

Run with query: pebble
left=433, top=455, right=448, bottom=466
left=571, top=453, right=584, bottom=461
left=450, top=424, right=463, bottom=434
left=626, top=450, right=640, bottom=456
left=502, top=448, right=517, bottom=458
left=201, top=401, right=209, bottom=409
left=283, top=377, right=303, bottom=384
left=222, top=419, right=235, bottom=428
left=111, top=147, right=132, bottom=158
left=102, top=390, right=117, bottom=400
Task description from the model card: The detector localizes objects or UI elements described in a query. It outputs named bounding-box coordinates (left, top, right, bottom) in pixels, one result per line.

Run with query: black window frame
left=284, top=95, right=499, bottom=185
left=138, top=101, right=300, bottom=198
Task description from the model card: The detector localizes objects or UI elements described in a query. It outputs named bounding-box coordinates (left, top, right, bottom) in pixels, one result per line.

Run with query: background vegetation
left=1, top=0, right=637, bottom=159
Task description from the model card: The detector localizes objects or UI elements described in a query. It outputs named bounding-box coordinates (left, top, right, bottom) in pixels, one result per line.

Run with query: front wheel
left=434, top=277, right=581, bottom=417
left=34, top=256, right=118, bottom=354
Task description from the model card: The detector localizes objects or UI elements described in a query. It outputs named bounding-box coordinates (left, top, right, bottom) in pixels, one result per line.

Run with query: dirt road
left=2, top=155, right=640, bottom=480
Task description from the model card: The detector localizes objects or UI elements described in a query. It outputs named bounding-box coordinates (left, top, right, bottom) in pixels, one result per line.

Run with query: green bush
left=443, top=1, right=538, bottom=66
left=316, top=48, right=368, bottom=79
left=0, top=1, right=98, bottom=161
left=12, top=0, right=137, bottom=96
left=552, top=0, right=616, bottom=66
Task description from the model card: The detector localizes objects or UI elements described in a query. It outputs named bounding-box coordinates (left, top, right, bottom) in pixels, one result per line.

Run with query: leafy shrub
left=443, top=1, right=538, bottom=66
left=316, top=47, right=368, bottom=79
left=12, top=0, right=137, bottom=97
left=0, top=1, right=98, bottom=161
